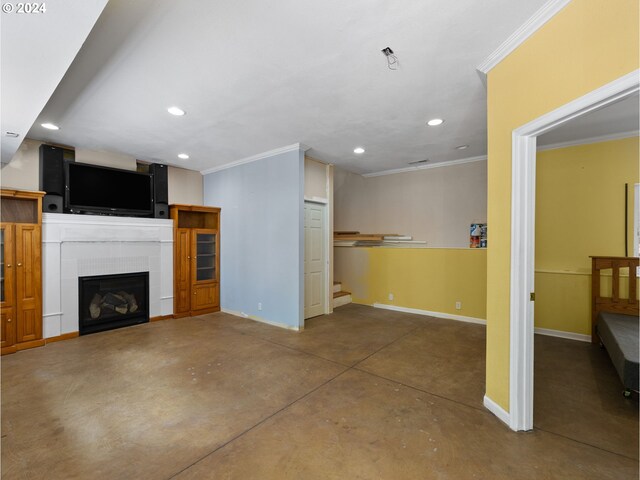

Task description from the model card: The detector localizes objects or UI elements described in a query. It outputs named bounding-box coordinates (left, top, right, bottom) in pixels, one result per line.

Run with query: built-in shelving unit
left=170, top=205, right=221, bottom=317
left=1, top=189, right=45, bottom=355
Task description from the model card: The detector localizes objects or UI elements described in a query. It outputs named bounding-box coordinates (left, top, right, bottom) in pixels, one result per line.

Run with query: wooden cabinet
left=1, top=189, right=45, bottom=355
left=170, top=205, right=220, bottom=317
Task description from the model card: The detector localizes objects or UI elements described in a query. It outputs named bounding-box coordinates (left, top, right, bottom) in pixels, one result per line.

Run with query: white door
left=304, top=202, right=326, bottom=319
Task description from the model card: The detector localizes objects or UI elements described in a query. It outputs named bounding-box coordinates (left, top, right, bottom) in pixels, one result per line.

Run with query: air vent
left=408, top=159, right=428, bottom=165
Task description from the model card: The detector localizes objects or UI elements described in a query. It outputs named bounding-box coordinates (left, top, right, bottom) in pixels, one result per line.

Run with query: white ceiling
left=1, top=0, right=108, bottom=163
left=538, top=94, right=639, bottom=148
left=18, top=0, right=552, bottom=174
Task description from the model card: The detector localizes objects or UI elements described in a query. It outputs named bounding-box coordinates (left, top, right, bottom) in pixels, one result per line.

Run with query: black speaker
left=154, top=203, right=168, bottom=219
left=150, top=163, right=168, bottom=204
left=39, top=145, right=65, bottom=196
left=42, top=194, right=64, bottom=213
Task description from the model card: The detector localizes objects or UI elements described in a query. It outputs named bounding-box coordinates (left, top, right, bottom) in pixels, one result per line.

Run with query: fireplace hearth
left=79, top=272, right=149, bottom=335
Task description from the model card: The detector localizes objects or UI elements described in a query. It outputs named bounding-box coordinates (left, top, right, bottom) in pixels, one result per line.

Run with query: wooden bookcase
left=170, top=205, right=221, bottom=318
left=1, top=189, right=45, bottom=355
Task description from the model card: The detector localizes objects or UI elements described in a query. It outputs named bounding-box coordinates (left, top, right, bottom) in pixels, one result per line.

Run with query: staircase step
left=333, top=282, right=341, bottom=293
left=333, top=290, right=352, bottom=308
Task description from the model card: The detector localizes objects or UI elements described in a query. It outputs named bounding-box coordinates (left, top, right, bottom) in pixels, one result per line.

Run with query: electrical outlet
left=455, top=301, right=462, bottom=310
left=258, top=302, right=262, bottom=311
left=388, top=293, right=394, bottom=301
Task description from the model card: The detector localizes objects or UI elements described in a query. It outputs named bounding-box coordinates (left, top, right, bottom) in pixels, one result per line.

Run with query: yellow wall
left=535, top=137, right=639, bottom=335
left=334, top=248, right=487, bottom=320
left=486, top=0, right=639, bottom=410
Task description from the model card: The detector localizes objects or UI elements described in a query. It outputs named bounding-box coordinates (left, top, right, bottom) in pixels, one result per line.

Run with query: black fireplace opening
left=79, top=272, right=149, bottom=335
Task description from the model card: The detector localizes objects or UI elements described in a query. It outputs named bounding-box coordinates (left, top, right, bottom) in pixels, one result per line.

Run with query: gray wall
left=203, top=148, right=305, bottom=330
left=334, top=160, right=487, bottom=247
left=1, top=138, right=203, bottom=205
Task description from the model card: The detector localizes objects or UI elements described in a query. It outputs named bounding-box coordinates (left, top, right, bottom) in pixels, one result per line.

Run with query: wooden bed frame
left=591, top=256, right=639, bottom=344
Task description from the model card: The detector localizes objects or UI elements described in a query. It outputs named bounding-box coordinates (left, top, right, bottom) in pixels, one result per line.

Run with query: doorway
left=508, top=69, right=639, bottom=431
left=531, top=95, right=639, bottom=456
left=304, top=202, right=327, bottom=319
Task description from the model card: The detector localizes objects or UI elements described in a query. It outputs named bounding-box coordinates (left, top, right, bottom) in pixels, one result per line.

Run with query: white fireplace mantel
left=42, top=213, right=174, bottom=338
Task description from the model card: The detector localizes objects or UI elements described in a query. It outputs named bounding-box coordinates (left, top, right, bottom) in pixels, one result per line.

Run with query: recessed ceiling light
left=353, top=147, right=365, bottom=154
left=41, top=123, right=59, bottom=130
left=455, top=144, right=469, bottom=150
left=168, top=106, right=186, bottom=116
left=178, top=153, right=189, bottom=159
left=427, top=118, right=444, bottom=126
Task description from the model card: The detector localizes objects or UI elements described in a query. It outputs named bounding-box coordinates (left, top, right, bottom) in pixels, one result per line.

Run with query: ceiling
left=15, top=0, right=553, bottom=174
left=538, top=94, right=639, bottom=148
left=0, top=0, right=108, bottom=163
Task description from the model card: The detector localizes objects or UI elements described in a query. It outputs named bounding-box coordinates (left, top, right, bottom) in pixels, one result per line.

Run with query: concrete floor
left=1, top=304, right=638, bottom=479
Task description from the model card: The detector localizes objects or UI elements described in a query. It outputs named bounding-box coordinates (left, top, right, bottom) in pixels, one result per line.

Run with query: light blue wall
left=203, top=147, right=305, bottom=329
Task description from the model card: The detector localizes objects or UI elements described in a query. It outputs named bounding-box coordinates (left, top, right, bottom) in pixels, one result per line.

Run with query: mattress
left=597, top=312, right=639, bottom=391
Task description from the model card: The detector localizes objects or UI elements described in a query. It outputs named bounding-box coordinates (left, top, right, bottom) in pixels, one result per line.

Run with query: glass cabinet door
left=194, top=230, right=216, bottom=282
left=0, top=225, right=14, bottom=306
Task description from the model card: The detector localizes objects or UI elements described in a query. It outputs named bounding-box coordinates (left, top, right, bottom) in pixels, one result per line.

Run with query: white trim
left=43, top=213, right=173, bottom=228
left=221, top=308, right=302, bottom=331
left=373, top=303, right=486, bottom=325
left=634, top=183, right=640, bottom=258
left=483, top=395, right=511, bottom=427
left=513, top=71, right=640, bottom=138
left=373, top=303, right=591, bottom=343
left=326, top=163, right=334, bottom=315
left=200, top=143, right=309, bottom=175
left=537, top=130, right=639, bottom=152
left=508, top=69, right=640, bottom=432
left=476, top=0, right=572, bottom=74
left=534, top=327, right=590, bottom=343
left=508, top=133, right=537, bottom=432
left=362, top=155, right=487, bottom=178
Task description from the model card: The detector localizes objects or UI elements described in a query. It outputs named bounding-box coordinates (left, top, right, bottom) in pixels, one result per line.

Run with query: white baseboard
left=372, top=303, right=487, bottom=325
left=534, top=327, right=590, bottom=343
left=221, top=308, right=302, bottom=332
left=372, top=303, right=591, bottom=342
left=483, top=395, right=511, bottom=427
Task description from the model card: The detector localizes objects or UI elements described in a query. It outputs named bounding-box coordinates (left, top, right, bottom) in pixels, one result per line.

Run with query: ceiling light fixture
left=381, top=47, right=399, bottom=70
left=427, top=118, right=444, bottom=126
left=455, top=144, right=469, bottom=150
left=178, top=153, right=189, bottom=159
left=353, top=147, right=365, bottom=154
left=41, top=123, right=60, bottom=130
left=168, top=106, right=186, bottom=116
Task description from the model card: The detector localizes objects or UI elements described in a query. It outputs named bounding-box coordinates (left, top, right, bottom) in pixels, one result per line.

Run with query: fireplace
left=78, top=272, right=149, bottom=335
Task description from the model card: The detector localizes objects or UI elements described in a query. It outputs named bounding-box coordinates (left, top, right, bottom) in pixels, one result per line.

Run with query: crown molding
left=476, top=0, right=572, bottom=75
left=200, top=143, right=309, bottom=175
left=536, top=130, right=639, bottom=152
left=362, top=155, right=487, bottom=178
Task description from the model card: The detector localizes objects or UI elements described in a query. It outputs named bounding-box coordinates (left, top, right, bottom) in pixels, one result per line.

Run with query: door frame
left=634, top=183, right=640, bottom=257
left=304, top=200, right=330, bottom=318
left=508, top=69, right=639, bottom=431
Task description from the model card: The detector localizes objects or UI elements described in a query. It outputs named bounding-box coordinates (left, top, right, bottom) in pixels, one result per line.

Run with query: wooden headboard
left=591, top=256, right=639, bottom=343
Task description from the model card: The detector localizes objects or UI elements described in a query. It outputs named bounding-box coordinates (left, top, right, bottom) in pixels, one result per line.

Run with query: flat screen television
left=65, top=162, right=153, bottom=217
